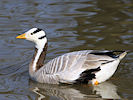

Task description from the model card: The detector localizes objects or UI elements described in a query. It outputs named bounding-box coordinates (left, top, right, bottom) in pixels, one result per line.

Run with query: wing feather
left=43, top=50, right=116, bottom=74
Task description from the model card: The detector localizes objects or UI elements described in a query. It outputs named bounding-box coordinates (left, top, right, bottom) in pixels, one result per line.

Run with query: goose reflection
left=93, top=81, right=121, bottom=99
left=30, top=81, right=121, bottom=100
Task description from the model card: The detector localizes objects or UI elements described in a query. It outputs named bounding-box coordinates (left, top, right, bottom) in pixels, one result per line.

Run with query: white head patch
left=25, top=28, right=47, bottom=49
left=25, top=28, right=46, bottom=41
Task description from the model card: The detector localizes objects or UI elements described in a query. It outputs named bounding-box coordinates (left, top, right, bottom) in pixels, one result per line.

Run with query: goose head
left=16, top=28, right=47, bottom=49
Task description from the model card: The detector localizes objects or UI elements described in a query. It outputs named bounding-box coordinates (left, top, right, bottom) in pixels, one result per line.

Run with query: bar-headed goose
left=16, top=28, right=127, bottom=85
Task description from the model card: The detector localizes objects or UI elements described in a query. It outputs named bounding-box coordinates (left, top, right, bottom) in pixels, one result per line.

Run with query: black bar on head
left=38, top=35, right=46, bottom=39
left=31, top=28, right=43, bottom=35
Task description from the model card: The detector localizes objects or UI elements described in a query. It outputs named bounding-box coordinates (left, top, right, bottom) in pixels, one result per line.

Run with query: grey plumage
left=31, top=50, right=126, bottom=84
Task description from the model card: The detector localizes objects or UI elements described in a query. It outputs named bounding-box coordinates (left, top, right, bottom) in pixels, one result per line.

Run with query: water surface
left=0, top=0, right=133, bottom=100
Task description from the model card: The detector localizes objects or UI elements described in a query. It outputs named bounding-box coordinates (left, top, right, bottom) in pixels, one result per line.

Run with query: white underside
left=92, top=59, right=120, bottom=84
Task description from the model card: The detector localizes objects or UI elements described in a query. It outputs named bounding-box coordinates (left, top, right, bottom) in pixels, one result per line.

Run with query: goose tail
left=118, top=51, right=127, bottom=60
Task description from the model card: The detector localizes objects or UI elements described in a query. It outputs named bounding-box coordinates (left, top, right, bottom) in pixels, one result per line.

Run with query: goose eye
left=31, top=33, right=33, bottom=35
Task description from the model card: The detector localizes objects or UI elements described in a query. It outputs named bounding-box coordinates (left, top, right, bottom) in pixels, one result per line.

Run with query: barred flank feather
left=31, top=50, right=127, bottom=84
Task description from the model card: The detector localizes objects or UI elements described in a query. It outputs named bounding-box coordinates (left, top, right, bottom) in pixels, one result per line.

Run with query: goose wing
left=44, top=50, right=123, bottom=73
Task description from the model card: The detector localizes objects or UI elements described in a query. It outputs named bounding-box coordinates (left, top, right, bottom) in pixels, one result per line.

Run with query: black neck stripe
left=38, top=35, right=46, bottom=39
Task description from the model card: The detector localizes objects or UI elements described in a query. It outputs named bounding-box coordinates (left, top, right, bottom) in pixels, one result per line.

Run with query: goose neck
left=30, top=42, right=48, bottom=74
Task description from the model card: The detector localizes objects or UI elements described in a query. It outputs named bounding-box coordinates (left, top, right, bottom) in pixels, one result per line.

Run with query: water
left=0, top=0, right=133, bottom=99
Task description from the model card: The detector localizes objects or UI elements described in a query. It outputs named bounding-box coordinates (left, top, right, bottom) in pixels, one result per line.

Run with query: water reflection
left=30, top=81, right=121, bottom=100
left=93, top=82, right=121, bottom=99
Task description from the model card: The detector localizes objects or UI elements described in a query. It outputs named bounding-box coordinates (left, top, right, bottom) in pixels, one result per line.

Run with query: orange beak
left=16, top=33, right=26, bottom=39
